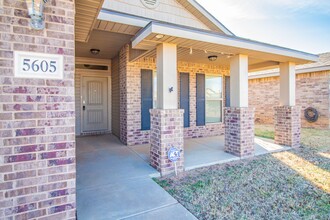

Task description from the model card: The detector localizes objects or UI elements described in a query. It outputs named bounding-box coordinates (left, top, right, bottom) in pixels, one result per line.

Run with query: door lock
left=83, top=106, right=86, bottom=111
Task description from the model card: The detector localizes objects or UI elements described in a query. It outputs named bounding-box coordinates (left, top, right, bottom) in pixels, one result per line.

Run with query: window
left=141, top=69, right=157, bottom=130
left=153, top=70, right=157, bottom=108
left=205, top=76, right=223, bottom=123
left=141, top=69, right=153, bottom=130
left=196, top=74, right=223, bottom=125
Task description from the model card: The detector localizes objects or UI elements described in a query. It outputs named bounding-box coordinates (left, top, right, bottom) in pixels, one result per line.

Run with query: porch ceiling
left=75, top=0, right=104, bottom=43
left=141, top=47, right=273, bottom=69
left=75, top=30, right=132, bottom=59
left=132, top=22, right=318, bottom=69
left=94, top=20, right=141, bottom=36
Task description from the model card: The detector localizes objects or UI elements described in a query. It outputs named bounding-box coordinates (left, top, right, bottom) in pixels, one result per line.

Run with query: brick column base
left=150, top=109, right=184, bottom=176
left=225, top=107, right=255, bottom=157
left=274, top=106, right=301, bottom=148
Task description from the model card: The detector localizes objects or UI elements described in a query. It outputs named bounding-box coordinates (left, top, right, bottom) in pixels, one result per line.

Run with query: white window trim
left=205, top=74, right=224, bottom=124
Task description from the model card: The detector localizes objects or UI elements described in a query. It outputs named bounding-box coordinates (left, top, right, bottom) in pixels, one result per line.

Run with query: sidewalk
left=76, top=135, right=197, bottom=220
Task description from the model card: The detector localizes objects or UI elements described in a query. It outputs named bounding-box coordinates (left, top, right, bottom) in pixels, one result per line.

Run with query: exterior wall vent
left=140, top=0, right=160, bottom=9
left=75, top=64, right=109, bottom=71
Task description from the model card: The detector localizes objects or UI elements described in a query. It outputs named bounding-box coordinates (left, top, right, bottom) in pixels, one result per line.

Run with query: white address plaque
left=14, top=51, right=64, bottom=79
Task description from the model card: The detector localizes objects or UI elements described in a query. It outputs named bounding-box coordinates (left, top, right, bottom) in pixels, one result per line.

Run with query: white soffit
left=132, top=22, right=318, bottom=64
left=98, top=9, right=150, bottom=28
left=75, top=0, right=104, bottom=42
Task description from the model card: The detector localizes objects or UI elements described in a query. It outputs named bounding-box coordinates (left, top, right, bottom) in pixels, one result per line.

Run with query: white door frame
left=76, top=57, right=112, bottom=135
left=81, top=76, right=109, bottom=132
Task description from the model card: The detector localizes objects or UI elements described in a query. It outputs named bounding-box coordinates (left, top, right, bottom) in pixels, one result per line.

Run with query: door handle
left=83, top=106, right=86, bottom=111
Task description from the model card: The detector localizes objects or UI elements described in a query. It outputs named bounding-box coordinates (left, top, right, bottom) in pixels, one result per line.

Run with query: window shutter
left=196, top=73, right=205, bottom=126
left=180, top=73, right=190, bottom=128
left=141, top=69, right=153, bottom=130
left=225, top=76, right=230, bottom=107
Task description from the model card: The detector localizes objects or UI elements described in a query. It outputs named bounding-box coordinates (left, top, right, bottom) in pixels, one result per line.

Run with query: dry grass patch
left=154, top=126, right=330, bottom=219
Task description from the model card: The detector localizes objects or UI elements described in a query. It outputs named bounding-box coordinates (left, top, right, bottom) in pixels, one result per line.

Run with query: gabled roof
left=176, top=0, right=234, bottom=35
left=249, top=52, right=330, bottom=79
left=132, top=22, right=318, bottom=65
left=75, top=0, right=234, bottom=42
left=99, top=0, right=234, bottom=36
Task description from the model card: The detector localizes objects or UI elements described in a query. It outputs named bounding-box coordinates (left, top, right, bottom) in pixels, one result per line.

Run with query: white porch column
left=230, top=54, right=249, bottom=107
left=150, top=43, right=184, bottom=176
left=156, top=43, right=178, bottom=109
left=225, top=54, right=255, bottom=157
left=274, top=62, right=301, bottom=148
left=279, top=62, right=296, bottom=106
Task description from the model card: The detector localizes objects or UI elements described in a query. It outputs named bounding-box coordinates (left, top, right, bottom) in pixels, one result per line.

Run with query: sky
left=196, top=0, right=330, bottom=54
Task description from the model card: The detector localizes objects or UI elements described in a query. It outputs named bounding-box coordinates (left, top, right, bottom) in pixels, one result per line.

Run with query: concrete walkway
left=76, top=135, right=197, bottom=220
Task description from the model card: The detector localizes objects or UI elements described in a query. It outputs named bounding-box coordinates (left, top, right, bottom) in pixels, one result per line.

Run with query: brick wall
left=178, top=62, right=229, bottom=139
left=111, top=55, right=120, bottom=138
left=119, top=45, right=229, bottom=146
left=150, top=109, right=184, bottom=176
left=0, top=1, right=76, bottom=219
left=249, top=71, right=330, bottom=129
left=274, top=106, right=301, bottom=148
left=224, top=107, right=255, bottom=157
left=119, top=45, right=129, bottom=144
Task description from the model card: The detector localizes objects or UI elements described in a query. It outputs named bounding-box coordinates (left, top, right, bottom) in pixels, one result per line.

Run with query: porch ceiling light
left=155, top=34, right=164, bottom=39
left=26, top=0, right=48, bottom=30
left=90, top=49, right=100, bottom=55
left=208, top=55, right=218, bottom=61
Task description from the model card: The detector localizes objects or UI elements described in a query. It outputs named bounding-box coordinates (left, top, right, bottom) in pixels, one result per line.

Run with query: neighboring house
left=0, top=0, right=319, bottom=219
left=249, top=52, right=330, bottom=129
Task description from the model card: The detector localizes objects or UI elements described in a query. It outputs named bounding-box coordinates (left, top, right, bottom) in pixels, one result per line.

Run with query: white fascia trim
left=132, top=22, right=318, bottom=62
left=249, top=65, right=330, bottom=79
left=187, top=0, right=234, bottom=36
left=98, top=9, right=150, bottom=28
left=132, top=25, right=153, bottom=48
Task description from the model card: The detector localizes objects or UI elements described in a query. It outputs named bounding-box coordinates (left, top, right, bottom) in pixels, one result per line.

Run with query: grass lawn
left=154, top=125, right=330, bottom=219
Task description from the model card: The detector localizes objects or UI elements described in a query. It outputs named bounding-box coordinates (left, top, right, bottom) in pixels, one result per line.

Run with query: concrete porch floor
left=76, top=135, right=288, bottom=219
left=129, top=135, right=289, bottom=170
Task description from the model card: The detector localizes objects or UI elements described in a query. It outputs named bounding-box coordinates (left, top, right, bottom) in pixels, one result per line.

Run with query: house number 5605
left=22, top=59, right=57, bottom=73
left=15, top=51, right=63, bottom=79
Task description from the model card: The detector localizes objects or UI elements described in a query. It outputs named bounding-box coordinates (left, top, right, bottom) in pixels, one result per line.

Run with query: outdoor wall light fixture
left=90, top=49, right=101, bottom=55
left=208, top=55, right=218, bottom=61
left=26, top=0, right=48, bottom=30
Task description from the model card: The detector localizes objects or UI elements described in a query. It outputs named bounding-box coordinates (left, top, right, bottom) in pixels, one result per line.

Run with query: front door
left=82, top=76, right=108, bottom=132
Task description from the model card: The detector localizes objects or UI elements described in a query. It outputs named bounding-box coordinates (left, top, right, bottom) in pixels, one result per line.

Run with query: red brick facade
left=150, top=109, right=184, bottom=176
left=249, top=71, right=330, bottom=129
left=274, top=106, right=301, bottom=148
left=224, top=107, right=255, bottom=157
left=0, top=1, right=76, bottom=219
left=118, top=45, right=229, bottom=146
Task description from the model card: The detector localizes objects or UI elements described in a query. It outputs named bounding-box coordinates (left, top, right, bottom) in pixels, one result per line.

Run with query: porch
left=75, top=2, right=317, bottom=178
left=76, top=134, right=287, bottom=219
left=130, top=135, right=288, bottom=170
